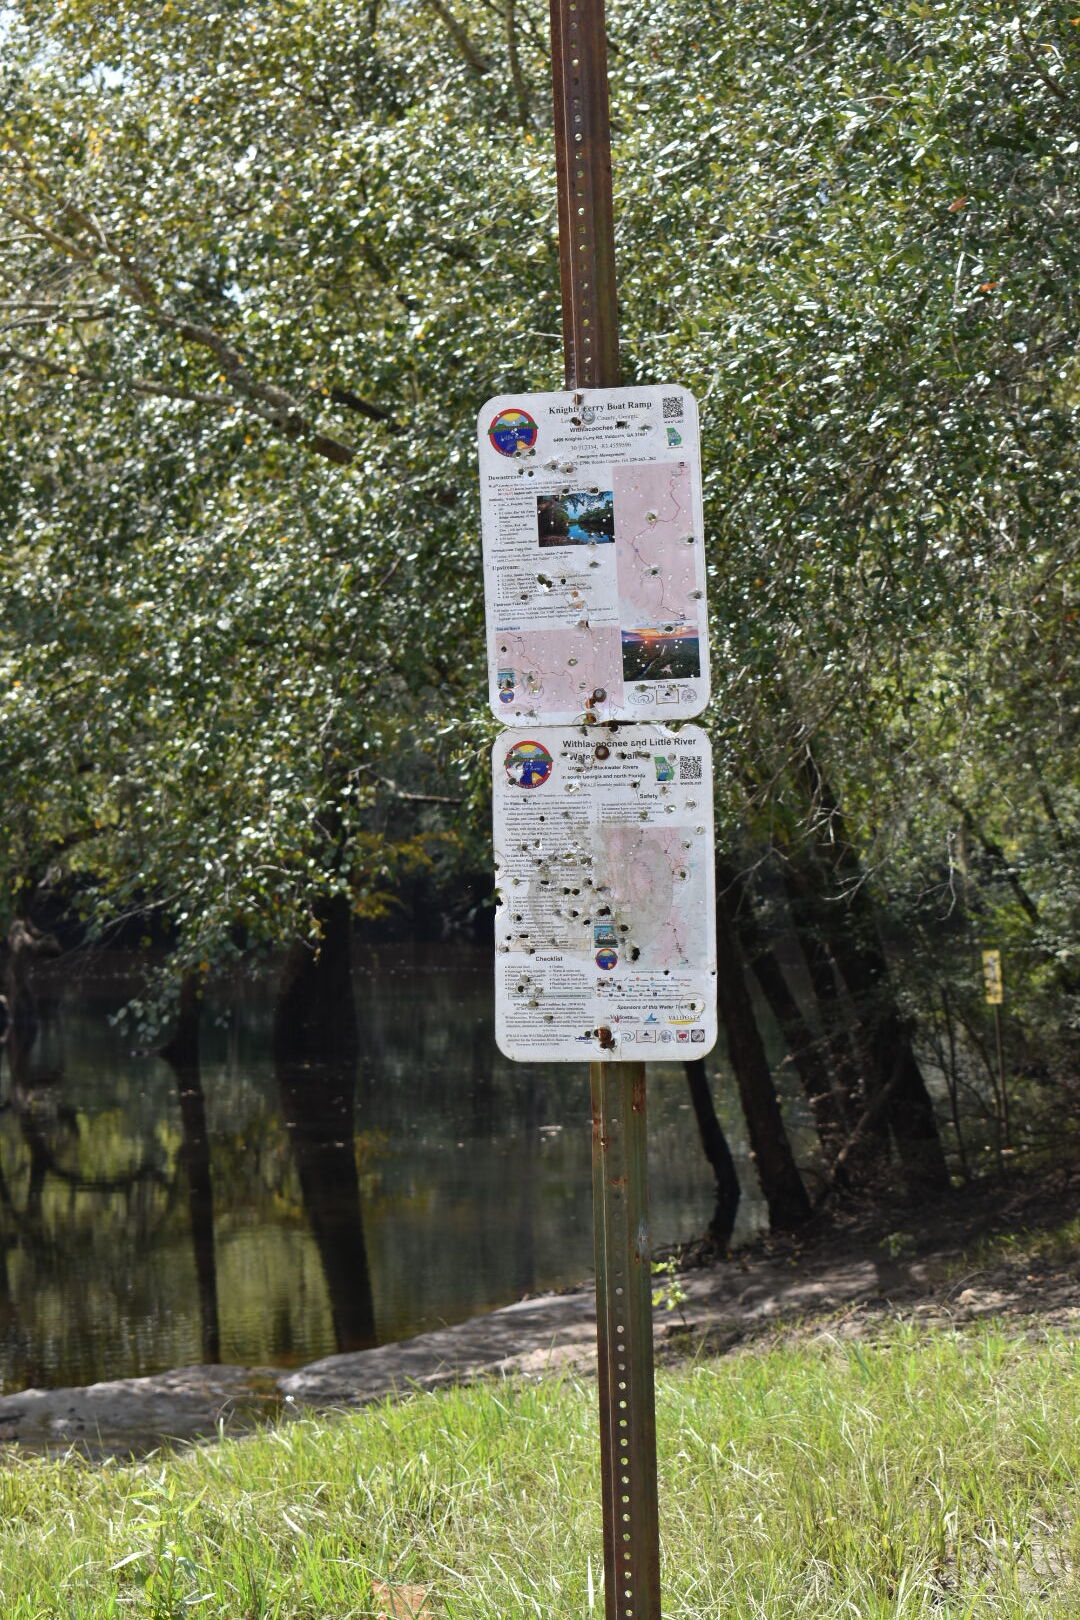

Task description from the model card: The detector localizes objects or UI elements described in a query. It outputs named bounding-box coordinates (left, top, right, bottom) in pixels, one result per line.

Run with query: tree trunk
left=832, top=930, right=951, bottom=1195
left=792, top=750, right=950, bottom=1195
left=277, top=1060, right=377, bottom=1352
left=777, top=870, right=868, bottom=1119
left=722, top=862, right=848, bottom=1161
left=159, top=970, right=201, bottom=1070
left=3, top=919, right=60, bottom=1088
left=160, top=973, right=221, bottom=1363
left=273, top=894, right=376, bottom=1351
left=272, top=893, right=359, bottom=1069
left=715, top=881, right=811, bottom=1230
left=683, top=1059, right=740, bottom=1247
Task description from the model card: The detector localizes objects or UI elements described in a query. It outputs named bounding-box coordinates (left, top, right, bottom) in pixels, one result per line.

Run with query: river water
left=0, top=942, right=804, bottom=1393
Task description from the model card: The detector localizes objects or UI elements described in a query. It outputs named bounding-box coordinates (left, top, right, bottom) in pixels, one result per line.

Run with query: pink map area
left=492, top=625, right=623, bottom=715
left=596, top=826, right=700, bottom=967
left=613, top=462, right=700, bottom=627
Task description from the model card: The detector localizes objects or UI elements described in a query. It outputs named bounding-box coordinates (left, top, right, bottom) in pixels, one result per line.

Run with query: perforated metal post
left=550, top=0, right=662, bottom=1612
left=550, top=0, right=619, bottom=389
left=591, top=1062, right=661, bottom=1620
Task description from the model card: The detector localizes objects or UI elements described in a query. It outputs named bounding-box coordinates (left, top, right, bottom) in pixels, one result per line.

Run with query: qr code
left=679, top=755, right=703, bottom=783
left=662, top=394, right=684, bottom=420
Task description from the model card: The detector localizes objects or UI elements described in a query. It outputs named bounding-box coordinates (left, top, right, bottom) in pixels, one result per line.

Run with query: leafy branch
left=2, top=190, right=393, bottom=465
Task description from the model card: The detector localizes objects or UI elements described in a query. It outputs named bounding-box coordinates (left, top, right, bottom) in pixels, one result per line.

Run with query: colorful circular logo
left=499, top=689, right=516, bottom=704
left=596, top=949, right=619, bottom=971
left=504, top=740, right=553, bottom=789
left=489, top=407, right=538, bottom=457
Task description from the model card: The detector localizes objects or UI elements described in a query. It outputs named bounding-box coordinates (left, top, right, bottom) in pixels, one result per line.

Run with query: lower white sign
left=493, top=724, right=717, bottom=1062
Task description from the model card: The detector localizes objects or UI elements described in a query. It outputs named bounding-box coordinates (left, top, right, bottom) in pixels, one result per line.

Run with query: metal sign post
left=475, top=1, right=718, bottom=1608
left=591, top=1061, right=661, bottom=1620
left=550, top=0, right=618, bottom=390
left=550, top=2, right=661, bottom=1614
left=982, top=949, right=1009, bottom=1152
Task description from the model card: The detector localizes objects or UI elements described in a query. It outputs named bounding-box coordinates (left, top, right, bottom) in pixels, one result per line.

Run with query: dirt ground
left=652, top=1159, right=1080, bottom=1362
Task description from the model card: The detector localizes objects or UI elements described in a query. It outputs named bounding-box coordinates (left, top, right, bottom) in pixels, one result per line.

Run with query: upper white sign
left=478, top=386, right=709, bottom=724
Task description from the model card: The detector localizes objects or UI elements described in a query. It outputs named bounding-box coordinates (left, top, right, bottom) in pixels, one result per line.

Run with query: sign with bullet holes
left=492, top=724, right=718, bottom=1061
left=478, top=387, right=710, bottom=725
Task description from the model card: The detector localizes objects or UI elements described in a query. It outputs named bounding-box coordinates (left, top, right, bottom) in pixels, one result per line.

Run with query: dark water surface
left=0, top=943, right=793, bottom=1393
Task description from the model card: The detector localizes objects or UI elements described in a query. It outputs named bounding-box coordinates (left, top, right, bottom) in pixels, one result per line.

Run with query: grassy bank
left=1, top=1322, right=1077, bottom=1617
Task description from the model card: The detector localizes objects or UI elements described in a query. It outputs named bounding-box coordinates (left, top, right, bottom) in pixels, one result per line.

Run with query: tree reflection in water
left=160, top=974, right=221, bottom=1364
left=275, top=1060, right=376, bottom=1353
left=272, top=895, right=376, bottom=1353
left=0, top=923, right=174, bottom=1387
left=0, top=936, right=750, bottom=1391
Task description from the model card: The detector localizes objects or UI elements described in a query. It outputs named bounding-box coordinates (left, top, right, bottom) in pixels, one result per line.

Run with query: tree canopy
left=1, top=0, right=1078, bottom=1093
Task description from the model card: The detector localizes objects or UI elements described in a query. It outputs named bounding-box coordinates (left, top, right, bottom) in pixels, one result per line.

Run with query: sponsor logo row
left=621, top=1027, right=706, bottom=1044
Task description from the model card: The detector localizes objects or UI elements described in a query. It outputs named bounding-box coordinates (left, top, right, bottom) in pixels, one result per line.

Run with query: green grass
left=1, top=1322, right=1078, bottom=1617
left=962, top=1211, right=1080, bottom=1272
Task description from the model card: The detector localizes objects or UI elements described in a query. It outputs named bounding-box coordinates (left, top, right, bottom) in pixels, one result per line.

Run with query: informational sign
left=492, top=724, right=717, bottom=1061
left=982, top=949, right=1004, bottom=1005
left=478, top=387, right=709, bottom=724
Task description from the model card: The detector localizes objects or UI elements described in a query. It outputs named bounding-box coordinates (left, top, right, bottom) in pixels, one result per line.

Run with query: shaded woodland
left=1, top=0, right=1079, bottom=1260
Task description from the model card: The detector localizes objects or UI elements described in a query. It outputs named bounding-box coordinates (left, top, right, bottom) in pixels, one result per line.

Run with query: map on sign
left=492, top=724, right=717, bottom=1062
left=479, top=387, right=709, bottom=724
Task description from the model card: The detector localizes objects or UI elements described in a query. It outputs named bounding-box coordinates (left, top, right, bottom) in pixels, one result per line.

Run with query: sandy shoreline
left=3, top=1173, right=1077, bottom=1458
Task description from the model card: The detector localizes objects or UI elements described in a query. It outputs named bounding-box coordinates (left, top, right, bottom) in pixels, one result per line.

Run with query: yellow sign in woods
left=982, top=949, right=1004, bottom=1005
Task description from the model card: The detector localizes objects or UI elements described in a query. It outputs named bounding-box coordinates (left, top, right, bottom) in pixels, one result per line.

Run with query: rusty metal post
left=591, top=1061, right=661, bottom=1620
left=550, top=0, right=662, bottom=1612
left=550, top=0, right=619, bottom=389
left=993, top=1003, right=1010, bottom=1152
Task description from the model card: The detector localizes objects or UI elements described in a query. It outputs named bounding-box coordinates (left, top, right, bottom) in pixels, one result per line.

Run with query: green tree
left=2, top=0, right=1079, bottom=1193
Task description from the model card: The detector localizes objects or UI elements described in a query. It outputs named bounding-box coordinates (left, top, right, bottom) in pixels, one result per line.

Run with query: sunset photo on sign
left=621, top=624, right=701, bottom=681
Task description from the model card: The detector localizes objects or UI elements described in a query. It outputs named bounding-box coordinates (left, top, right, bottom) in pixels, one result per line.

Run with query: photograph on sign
left=478, top=387, right=710, bottom=725
left=492, top=724, right=717, bottom=1062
